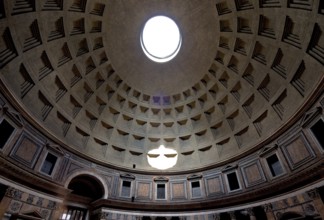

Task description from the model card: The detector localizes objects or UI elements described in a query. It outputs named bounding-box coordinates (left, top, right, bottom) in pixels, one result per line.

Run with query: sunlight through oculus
left=141, top=16, right=181, bottom=63
left=147, top=145, right=178, bottom=170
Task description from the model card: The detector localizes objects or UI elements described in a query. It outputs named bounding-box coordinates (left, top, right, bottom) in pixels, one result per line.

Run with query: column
left=0, top=187, right=20, bottom=219
left=50, top=202, right=64, bottom=220
left=229, top=211, right=236, bottom=220
left=213, top=213, right=220, bottom=220
left=262, top=203, right=275, bottom=220
left=92, top=210, right=110, bottom=220
left=307, top=188, right=324, bottom=219
left=246, top=208, right=256, bottom=220
left=0, top=196, right=11, bottom=219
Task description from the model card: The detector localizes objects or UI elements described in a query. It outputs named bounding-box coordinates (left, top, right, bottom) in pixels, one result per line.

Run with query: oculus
left=141, top=16, right=182, bottom=63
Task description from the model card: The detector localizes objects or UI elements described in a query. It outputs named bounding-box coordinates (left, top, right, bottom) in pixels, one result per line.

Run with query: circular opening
left=141, top=16, right=181, bottom=63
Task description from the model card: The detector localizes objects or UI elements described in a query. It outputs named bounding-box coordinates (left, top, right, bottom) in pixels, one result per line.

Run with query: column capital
left=307, top=188, right=320, bottom=200
left=213, top=213, right=220, bottom=220
left=229, top=211, right=236, bottom=220
left=99, top=212, right=109, bottom=220
left=262, top=203, right=273, bottom=212
left=246, top=208, right=255, bottom=216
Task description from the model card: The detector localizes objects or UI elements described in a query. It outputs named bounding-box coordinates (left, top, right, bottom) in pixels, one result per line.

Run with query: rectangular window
left=0, top=120, right=15, bottom=149
left=41, top=153, right=58, bottom=175
left=121, top=180, right=131, bottom=197
left=266, top=154, right=283, bottom=177
left=227, top=172, right=240, bottom=191
left=191, top=181, right=201, bottom=198
left=157, top=184, right=166, bottom=199
left=310, top=119, right=324, bottom=150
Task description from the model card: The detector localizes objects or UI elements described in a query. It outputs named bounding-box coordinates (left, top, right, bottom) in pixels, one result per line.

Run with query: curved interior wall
left=0, top=91, right=323, bottom=219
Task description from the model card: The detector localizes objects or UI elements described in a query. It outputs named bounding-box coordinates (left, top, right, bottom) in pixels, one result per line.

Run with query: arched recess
left=64, top=171, right=108, bottom=200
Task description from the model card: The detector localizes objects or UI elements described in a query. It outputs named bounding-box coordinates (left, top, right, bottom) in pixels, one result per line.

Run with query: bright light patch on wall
left=141, top=16, right=181, bottom=63
left=61, top=213, right=71, bottom=220
left=147, top=145, right=178, bottom=170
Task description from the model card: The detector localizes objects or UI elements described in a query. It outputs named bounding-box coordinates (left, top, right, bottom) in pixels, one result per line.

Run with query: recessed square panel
left=10, top=132, right=43, bottom=168
left=240, top=160, right=266, bottom=187
left=205, top=174, right=224, bottom=197
left=281, top=133, right=316, bottom=170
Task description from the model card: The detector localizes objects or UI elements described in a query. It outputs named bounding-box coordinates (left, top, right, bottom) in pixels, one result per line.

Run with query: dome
left=0, top=0, right=323, bottom=219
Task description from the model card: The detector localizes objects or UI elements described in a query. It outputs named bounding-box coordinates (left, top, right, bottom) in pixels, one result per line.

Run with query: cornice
left=0, top=155, right=70, bottom=197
